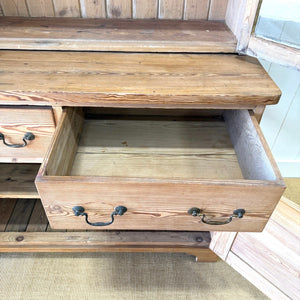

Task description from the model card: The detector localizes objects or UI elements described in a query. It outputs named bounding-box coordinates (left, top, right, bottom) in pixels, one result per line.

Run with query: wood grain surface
left=80, top=0, right=106, bottom=18
left=0, top=51, right=281, bottom=108
left=0, top=198, right=217, bottom=259
left=184, top=0, right=209, bottom=20
left=0, top=17, right=237, bottom=53
left=0, top=0, right=29, bottom=16
left=26, top=0, right=55, bottom=17
left=0, top=107, right=55, bottom=162
left=26, top=200, right=48, bottom=232
left=0, top=199, right=17, bottom=231
left=0, top=231, right=217, bottom=260
left=36, top=178, right=285, bottom=231
left=70, top=118, right=243, bottom=179
left=209, top=0, right=228, bottom=20
left=0, top=0, right=228, bottom=21
left=159, top=0, right=184, bottom=19
left=231, top=200, right=300, bottom=300
left=5, top=199, right=36, bottom=232
left=133, top=0, right=157, bottom=19
left=52, top=0, right=80, bottom=17
left=107, top=0, right=132, bottom=18
left=0, top=164, right=39, bottom=198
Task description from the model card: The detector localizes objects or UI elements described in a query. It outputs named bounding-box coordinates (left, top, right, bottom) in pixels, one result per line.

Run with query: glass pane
left=255, top=0, right=300, bottom=49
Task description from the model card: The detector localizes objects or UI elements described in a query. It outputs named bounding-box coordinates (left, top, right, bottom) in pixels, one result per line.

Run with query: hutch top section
left=0, top=1, right=280, bottom=109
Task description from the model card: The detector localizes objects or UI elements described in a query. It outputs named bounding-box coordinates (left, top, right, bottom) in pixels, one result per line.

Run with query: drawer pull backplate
left=72, top=205, right=127, bottom=227
left=0, top=132, right=35, bottom=148
left=188, top=208, right=245, bottom=225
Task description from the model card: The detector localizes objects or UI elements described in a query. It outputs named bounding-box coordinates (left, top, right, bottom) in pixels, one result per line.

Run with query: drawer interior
left=43, top=108, right=282, bottom=184
left=70, top=115, right=243, bottom=180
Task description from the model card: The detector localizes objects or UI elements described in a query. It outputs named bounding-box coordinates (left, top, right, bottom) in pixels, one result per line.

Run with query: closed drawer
left=36, top=108, right=285, bottom=232
left=0, top=107, right=55, bottom=162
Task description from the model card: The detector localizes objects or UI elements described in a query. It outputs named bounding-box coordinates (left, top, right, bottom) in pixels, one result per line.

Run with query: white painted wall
left=259, top=59, right=300, bottom=177
left=255, top=0, right=300, bottom=177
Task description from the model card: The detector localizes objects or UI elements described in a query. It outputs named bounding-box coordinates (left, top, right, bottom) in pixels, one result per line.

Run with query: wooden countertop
left=0, top=51, right=281, bottom=108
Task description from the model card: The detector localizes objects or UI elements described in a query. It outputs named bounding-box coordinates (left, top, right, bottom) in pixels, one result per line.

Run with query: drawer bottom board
left=0, top=198, right=217, bottom=261
left=70, top=118, right=243, bottom=180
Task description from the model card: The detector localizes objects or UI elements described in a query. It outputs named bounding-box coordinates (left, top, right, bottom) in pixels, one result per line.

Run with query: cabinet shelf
left=0, top=163, right=39, bottom=199
left=0, top=17, right=236, bottom=53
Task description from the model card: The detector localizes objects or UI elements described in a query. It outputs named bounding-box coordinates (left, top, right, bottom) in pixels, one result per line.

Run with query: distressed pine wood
left=227, top=252, right=290, bottom=300
left=0, top=231, right=215, bottom=258
left=0, top=164, right=39, bottom=199
left=224, top=110, right=281, bottom=181
left=184, top=0, right=209, bottom=20
left=0, top=199, right=17, bottom=231
left=209, top=0, right=228, bottom=20
left=0, top=17, right=237, bottom=53
left=80, top=0, right=106, bottom=18
left=107, top=0, right=132, bottom=18
left=52, top=107, right=63, bottom=127
left=0, top=107, right=56, bottom=162
left=226, top=197, right=300, bottom=299
left=26, top=200, right=48, bottom=232
left=71, top=153, right=243, bottom=179
left=0, top=198, right=216, bottom=260
left=231, top=214, right=300, bottom=298
left=5, top=199, right=36, bottom=232
left=133, top=0, right=157, bottom=19
left=0, top=0, right=28, bottom=16
left=159, top=0, right=184, bottom=19
left=52, top=0, right=81, bottom=17
left=70, top=117, right=242, bottom=179
left=36, top=176, right=285, bottom=231
left=0, top=52, right=281, bottom=108
left=44, top=108, right=84, bottom=176
left=253, top=105, right=265, bottom=123
left=36, top=109, right=284, bottom=231
left=247, top=37, right=300, bottom=70
left=0, top=0, right=229, bottom=20
left=26, top=0, right=55, bottom=17
left=225, top=0, right=260, bottom=53
left=209, top=232, right=237, bottom=260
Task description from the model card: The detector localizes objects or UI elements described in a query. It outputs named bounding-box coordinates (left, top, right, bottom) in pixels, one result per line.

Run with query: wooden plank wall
left=0, top=0, right=228, bottom=20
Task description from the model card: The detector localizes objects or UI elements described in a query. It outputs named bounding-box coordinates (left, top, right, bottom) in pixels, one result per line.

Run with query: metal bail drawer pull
left=0, top=132, right=35, bottom=148
left=72, top=206, right=127, bottom=227
left=188, top=208, right=245, bottom=225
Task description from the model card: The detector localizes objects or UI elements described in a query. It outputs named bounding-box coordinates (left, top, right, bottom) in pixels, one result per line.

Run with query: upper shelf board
left=0, top=17, right=237, bottom=53
left=0, top=51, right=280, bottom=108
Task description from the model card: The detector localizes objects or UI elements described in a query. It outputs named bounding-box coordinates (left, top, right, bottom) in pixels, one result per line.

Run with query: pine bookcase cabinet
left=0, top=14, right=284, bottom=261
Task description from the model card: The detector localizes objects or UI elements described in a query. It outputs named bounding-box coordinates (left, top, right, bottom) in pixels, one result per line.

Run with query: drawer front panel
left=0, top=107, right=55, bottom=162
left=37, top=179, right=284, bottom=231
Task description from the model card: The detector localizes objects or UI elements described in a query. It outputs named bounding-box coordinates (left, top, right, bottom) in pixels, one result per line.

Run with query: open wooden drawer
left=35, top=108, right=285, bottom=232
